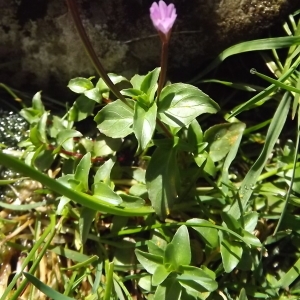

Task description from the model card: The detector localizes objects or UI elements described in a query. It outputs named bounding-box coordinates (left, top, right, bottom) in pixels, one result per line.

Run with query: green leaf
left=228, top=92, right=292, bottom=219
left=146, top=138, right=180, bottom=219
left=56, top=129, right=82, bottom=152
left=278, top=256, right=300, bottom=289
left=0, top=151, right=154, bottom=216
left=178, top=265, right=218, bottom=292
left=93, top=136, right=122, bottom=157
left=37, top=112, right=48, bottom=144
left=238, top=288, right=248, bottom=300
left=130, top=74, right=145, bottom=90
left=204, top=123, right=246, bottom=162
left=192, top=35, right=300, bottom=81
left=219, top=231, right=243, bottom=273
left=158, top=83, right=219, bottom=128
left=240, top=230, right=261, bottom=247
left=94, top=157, right=115, bottom=185
left=170, top=225, right=191, bottom=266
left=222, top=212, right=241, bottom=232
left=230, top=54, right=300, bottom=118
left=23, top=272, right=74, bottom=300
left=133, top=102, right=157, bottom=152
left=148, top=240, right=167, bottom=257
left=84, top=87, right=102, bottom=102
left=68, top=77, right=94, bottom=93
left=140, top=67, right=160, bottom=103
left=97, top=73, right=129, bottom=94
left=121, top=88, right=144, bottom=98
left=152, top=264, right=171, bottom=286
left=94, top=99, right=134, bottom=138
left=74, top=152, right=91, bottom=192
left=243, top=212, right=258, bottom=232
left=68, top=95, right=96, bottom=122
left=92, top=182, right=122, bottom=205
left=187, top=119, right=203, bottom=153
left=153, top=277, right=182, bottom=300
left=187, top=219, right=219, bottom=249
left=135, top=249, right=163, bottom=274
left=220, top=123, right=245, bottom=195
left=119, top=194, right=145, bottom=208
left=32, top=91, right=45, bottom=113
left=164, top=243, right=177, bottom=271
left=79, top=207, right=96, bottom=244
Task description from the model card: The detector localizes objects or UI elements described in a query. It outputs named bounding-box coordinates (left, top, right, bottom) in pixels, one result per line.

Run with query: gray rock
left=0, top=0, right=297, bottom=95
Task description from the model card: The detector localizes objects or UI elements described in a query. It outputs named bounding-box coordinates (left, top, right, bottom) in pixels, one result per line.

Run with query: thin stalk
left=1, top=215, right=56, bottom=300
left=157, top=41, right=169, bottom=98
left=66, top=0, right=173, bottom=138
left=65, top=0, right=129, bottom=106
left=274, top=105, right=300, bottom=235
left=0, top=83, right=23, bottom=104
left=103, top=221, right=260, bottom=246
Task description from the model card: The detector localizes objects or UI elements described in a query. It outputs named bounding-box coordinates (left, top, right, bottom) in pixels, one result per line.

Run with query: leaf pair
left=135, top=225, right=218, bottom=300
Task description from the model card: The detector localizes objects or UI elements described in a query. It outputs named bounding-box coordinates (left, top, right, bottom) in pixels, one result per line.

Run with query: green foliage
left=135, top=225, right=218, bottom=298
left=1, top=8, right=300, bottom=300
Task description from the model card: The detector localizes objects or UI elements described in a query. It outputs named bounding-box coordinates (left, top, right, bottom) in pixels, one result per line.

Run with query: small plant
left=1, top=2, right=300, bottom=300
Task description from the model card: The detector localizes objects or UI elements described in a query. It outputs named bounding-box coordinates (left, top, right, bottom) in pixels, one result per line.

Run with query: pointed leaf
left=152, top=264, right=171, bottom=286
left=56, top=129, right=82, bottom=152
left=79, top=207, right=96, bottom=244
left=133, top=102, right=157, bottom=152
left=146, top=138, right=180, bottom=219
left=94, top=99, right=134, bottom=138
left=23, top=272, right=74, bottom=300
left=228, top=92, right=291, bottom=218
left=148, top=240, right=166, bottom=257
left=135, top=249, right=163, bottom=274
left=164, top=243, right=177, bottom=271
left=153, top=277, right=182, bottom=300
left=92, top=182, right=122, bottom=205
left=68, top=95, right=96, bottom=122
left=219, top=232, right=243, bottom=273
left=84, top=87, right=102, bottom=102
left=32, top=91, right=45, bottom=112
left=170, top=225, right=191, bottom=266
left=130, top=74, right=145, bottom=90
left=239, top=288, right=248, bottom=300
left=158, top=83, right=219, bottom=128
left=204, top=123, right=246, bottom=162
left=94, top=157, right=116, bottom=185
left=222, top=212, right=241, bottom=232
left=140, top=67, right=160, bottom=103
left=74, top=153, right=91, bottom=192
left=187, top=219, right=219, bottom=248
left=178, top=265, right=218, bottom=292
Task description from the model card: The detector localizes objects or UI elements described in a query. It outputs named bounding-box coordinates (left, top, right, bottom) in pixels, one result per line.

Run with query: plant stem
left=66, top=0, right=172, bottom=138
left=65, top=0, right=129, bottom=106
left=157, top=41, right=169, bottom=98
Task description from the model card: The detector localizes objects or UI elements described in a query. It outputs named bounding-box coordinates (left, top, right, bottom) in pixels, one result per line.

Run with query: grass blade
left=192, top=36, right=300, bottom=82
left=227, top=92, right=292, bottom=219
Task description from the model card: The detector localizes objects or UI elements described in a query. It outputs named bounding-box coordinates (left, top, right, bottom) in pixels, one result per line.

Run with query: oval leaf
left=158, top=83, right=219, bottom=128
left=94, top=99, right=134, bottom=138
left=68, top=77, right=94, bottom=93
left=204, top=123, right=246, bottom=162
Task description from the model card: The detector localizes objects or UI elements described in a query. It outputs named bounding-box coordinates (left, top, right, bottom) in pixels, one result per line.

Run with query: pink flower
left=150, top=1, right=177, bottom=36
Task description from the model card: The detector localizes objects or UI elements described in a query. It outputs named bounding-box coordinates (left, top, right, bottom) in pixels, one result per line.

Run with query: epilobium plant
left=1, top=0, right=300, bottom=299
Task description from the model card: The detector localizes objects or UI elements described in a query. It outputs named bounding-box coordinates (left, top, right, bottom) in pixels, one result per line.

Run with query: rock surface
left=0, top=0, right=297, bottom=96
